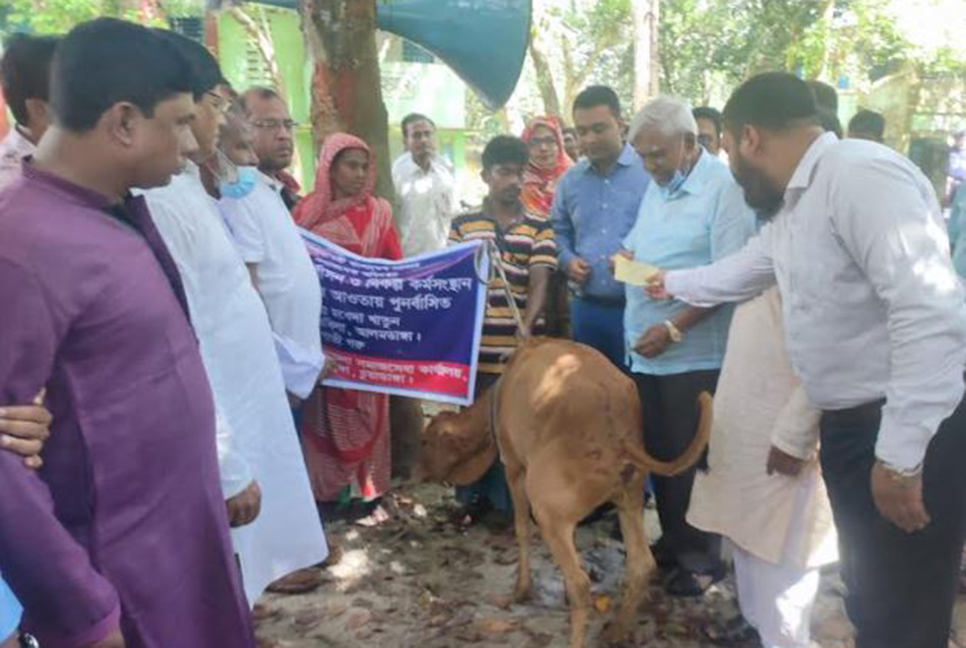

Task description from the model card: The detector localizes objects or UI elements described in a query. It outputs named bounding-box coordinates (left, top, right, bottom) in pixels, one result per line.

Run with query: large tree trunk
left=529, top=38, right=562, bottom=117
left=298, top=0, right=394, bottom=202
left=632, top=0, right=660, bottom=110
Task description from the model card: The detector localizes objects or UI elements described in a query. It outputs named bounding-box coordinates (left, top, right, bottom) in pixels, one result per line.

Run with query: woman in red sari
left=520, top=116, right=572, bottom=219
left=521, top=116, right=572, bottom=336
left=293, top=133, right=402, bottom=523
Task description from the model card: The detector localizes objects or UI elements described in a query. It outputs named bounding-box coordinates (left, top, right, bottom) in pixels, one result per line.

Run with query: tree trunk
left=632, top=0, right=660, bottom=109
left=528, top=38, right=562, bottom=117
left=298, top=0, right=394, bottom=202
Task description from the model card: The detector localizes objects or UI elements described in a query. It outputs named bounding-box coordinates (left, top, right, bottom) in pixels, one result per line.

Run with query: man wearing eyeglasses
left=241, top=86, right=301, bottom=210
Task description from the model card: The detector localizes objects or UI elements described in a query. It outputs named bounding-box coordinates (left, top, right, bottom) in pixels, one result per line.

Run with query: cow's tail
left=623, top=392, right=713, bottom=477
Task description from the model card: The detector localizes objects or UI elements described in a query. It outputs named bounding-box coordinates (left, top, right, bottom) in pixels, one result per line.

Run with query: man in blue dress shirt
left=552, top=86, right=650, bottom=369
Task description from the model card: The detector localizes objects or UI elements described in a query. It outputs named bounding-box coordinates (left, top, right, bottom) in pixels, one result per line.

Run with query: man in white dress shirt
left=650, top=71, right=966, bottom=648
left=0, top=33, right=59, bottom=186
left=391, top=113, right=457, bottom=258
left=218, top=104, right=327, bottom=405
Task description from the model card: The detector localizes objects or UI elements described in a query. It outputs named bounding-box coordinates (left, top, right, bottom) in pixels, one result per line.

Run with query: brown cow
left=416, top=338, right=712, bottom=648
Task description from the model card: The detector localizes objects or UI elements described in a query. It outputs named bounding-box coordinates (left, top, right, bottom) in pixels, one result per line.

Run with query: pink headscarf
left=293, top=132, right=378, bottom=232
left=520, top=116, right=572, bottom=218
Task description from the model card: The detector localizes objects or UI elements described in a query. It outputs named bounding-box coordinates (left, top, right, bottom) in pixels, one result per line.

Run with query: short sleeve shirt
left=449, top=210, right=557, bottom=374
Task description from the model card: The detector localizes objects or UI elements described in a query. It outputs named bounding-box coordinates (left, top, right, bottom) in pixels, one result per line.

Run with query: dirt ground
left=251, top=481, right=966, bottom=648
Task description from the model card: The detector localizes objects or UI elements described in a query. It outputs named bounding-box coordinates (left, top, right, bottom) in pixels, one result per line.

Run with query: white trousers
left=733, top=545, right=820, bottom=648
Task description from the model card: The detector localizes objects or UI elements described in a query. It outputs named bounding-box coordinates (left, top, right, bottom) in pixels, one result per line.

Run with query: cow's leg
left=540, top=515, right=591, bottom=648
left=602, top=480, right=653, bottom=645
left=505, top=463, right=534, bottom=603
left=529, top=459, right=592, bottom=648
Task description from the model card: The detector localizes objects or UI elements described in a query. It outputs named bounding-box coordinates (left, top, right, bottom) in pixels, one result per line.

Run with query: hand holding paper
left=613, top=254, right=660, bottom=286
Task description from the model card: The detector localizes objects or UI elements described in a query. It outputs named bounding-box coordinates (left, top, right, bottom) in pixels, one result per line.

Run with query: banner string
left=475, top=240, right=525, bottom=334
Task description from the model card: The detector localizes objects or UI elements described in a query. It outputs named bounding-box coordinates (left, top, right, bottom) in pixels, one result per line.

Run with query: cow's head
left=414, top=409, right=496, bottom=486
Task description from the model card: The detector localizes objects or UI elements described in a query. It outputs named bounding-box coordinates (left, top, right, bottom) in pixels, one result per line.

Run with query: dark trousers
left=570, top=296, right=627, bottom=371
left=820, top=396, right=966, bottom=648
left=633, top=369, right=720, bottom=573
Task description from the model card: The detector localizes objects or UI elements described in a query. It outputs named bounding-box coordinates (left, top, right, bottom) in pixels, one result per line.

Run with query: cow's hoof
left=600, top=621, right=630, bottom=646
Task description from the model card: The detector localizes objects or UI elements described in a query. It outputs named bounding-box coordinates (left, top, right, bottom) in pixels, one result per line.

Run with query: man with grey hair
left=618, top=95, right=756, bottom=596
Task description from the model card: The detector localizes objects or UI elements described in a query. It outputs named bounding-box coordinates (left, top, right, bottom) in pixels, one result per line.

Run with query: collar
left=786, top=131, right=838, bottom=193
left=579, top=143, right=637, bottom=177
left=257, top=169, right=283, bottom=191
left=674, top=147, right=713, bottom=197
left=21, top=157, right=118, bottom=209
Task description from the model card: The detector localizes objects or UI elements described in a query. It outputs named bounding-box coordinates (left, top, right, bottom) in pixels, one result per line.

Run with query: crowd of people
left=0, top=14, right=965, bottom=648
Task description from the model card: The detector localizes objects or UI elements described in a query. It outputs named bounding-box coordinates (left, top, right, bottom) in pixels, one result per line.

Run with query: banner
left=302, top=231, right=489, bottom=405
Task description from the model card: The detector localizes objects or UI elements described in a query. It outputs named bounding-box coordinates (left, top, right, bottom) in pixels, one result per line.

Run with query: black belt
left=822, top=399, right=886, bottom=427
left=575, top=293, right=626, bottom=308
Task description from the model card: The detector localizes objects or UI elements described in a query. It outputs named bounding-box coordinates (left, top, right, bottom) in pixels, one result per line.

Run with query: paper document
left=613, top=255, right=660, bottom=286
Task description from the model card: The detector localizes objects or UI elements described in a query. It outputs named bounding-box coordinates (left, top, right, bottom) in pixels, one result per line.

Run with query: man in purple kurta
left=0, top=19, right=254, bottom=648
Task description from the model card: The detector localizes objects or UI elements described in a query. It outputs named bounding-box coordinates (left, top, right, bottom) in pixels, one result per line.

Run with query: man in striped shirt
left=448, top=135, right=557, bottom=520
left=450, top=135, right=558, bottom=384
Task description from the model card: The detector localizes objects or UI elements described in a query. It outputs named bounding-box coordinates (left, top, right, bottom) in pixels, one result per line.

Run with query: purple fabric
left=0, top=162, right=254, bottom=648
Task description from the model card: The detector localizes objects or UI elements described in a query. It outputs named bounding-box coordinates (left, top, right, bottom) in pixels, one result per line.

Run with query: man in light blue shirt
left=552, top=86, right=650, bottom=368
left=1, top=577, right=21, bottom=648
left=621, top=96, right=756, bottom=597
left=947, top=183, right=966, bottom=279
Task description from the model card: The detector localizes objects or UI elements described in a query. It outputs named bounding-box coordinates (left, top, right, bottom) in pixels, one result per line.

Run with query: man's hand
left=645, top=269, right=669, bottom=300
left=226, top=480, right=262, bottom=528
left=319, top=356, right=339, bottom=382
left=88, top=629, right=126, bottom=648
left=609, top=249, right=633, bottom=274
left=633, top=324, right=672, bottom=358
left=0, top=390, right=51, bottom=469
left=871, top=460, right=930, bottom=533
left=566, top=257, right=592, bottom=285
left=766, top=446, right=806, bottom=477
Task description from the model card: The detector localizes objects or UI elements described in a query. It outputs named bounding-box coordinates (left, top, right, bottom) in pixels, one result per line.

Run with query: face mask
left=660, top=168, right=688, bottom=198
left=220, top=166, right=257, bottom=199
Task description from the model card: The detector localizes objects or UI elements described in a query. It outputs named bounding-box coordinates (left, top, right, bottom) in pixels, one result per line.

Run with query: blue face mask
left=660, top=168, right=688, bottom=198
left=220, top=166, right=257, bottom=199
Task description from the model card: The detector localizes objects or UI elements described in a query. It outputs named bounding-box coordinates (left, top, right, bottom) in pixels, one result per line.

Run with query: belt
left=575, top=293, right=626, bottom=308
left=822, top=398, right=886, bottom=427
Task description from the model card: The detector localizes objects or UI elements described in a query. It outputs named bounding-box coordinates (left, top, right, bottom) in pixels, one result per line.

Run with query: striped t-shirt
left=449, top=210, right=557, bottom=374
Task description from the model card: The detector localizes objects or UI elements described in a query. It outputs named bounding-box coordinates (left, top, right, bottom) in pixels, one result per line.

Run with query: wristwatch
left=879, top=459, right=923, bottom=483
left=664, top=319, right=683, bottom=343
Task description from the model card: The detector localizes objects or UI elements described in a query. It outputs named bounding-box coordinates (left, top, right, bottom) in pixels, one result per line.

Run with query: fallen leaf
left=474, top=617, right=519, bottom=636
left=593, top=594, right=611, bottom=614
left=345, top=610, right=371, bottom=630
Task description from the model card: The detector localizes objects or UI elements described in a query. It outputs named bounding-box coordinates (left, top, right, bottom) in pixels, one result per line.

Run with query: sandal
left=666, top=565, right=725, bottom=598
left=703, top=615, right=761, bottom=646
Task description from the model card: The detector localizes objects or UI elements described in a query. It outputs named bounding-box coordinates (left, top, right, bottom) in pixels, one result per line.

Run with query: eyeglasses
left=252, top=119, right=298, bottom=133
left=205, top=91, right=230, bottom=116
left=528, top=136, right=558, bottom=149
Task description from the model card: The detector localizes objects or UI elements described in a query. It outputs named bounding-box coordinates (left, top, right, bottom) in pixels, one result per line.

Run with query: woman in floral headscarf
left=520, top=116, right=572, bottom=219
left=293, top=133, right=402, bottom=523
left=522, top=116, right=572, bottom=336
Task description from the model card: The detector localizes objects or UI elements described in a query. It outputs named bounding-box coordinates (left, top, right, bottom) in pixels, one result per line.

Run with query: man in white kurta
left=143, top=160, right=327, bottom=606
left=687, top=287, right=837, bottom=648
left=219, top=168, right=324, bottom=401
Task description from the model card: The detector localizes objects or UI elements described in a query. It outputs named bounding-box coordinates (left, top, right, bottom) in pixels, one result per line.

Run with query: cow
left=415, top=338, right=712, bottom=648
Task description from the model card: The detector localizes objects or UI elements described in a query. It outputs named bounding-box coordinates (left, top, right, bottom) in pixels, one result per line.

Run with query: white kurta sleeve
left=769, top=384, right=822, bottom=461
left=274, top=333, right=325, bottom=399
left=215, top=405, right=254, bottom=500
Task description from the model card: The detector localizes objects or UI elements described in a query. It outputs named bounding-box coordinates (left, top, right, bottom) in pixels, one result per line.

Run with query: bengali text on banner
left=302, top=231, right=489, bottom=405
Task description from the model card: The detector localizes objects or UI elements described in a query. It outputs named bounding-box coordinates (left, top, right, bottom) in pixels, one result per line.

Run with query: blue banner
left=302, top=231, right=489, bottom=405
